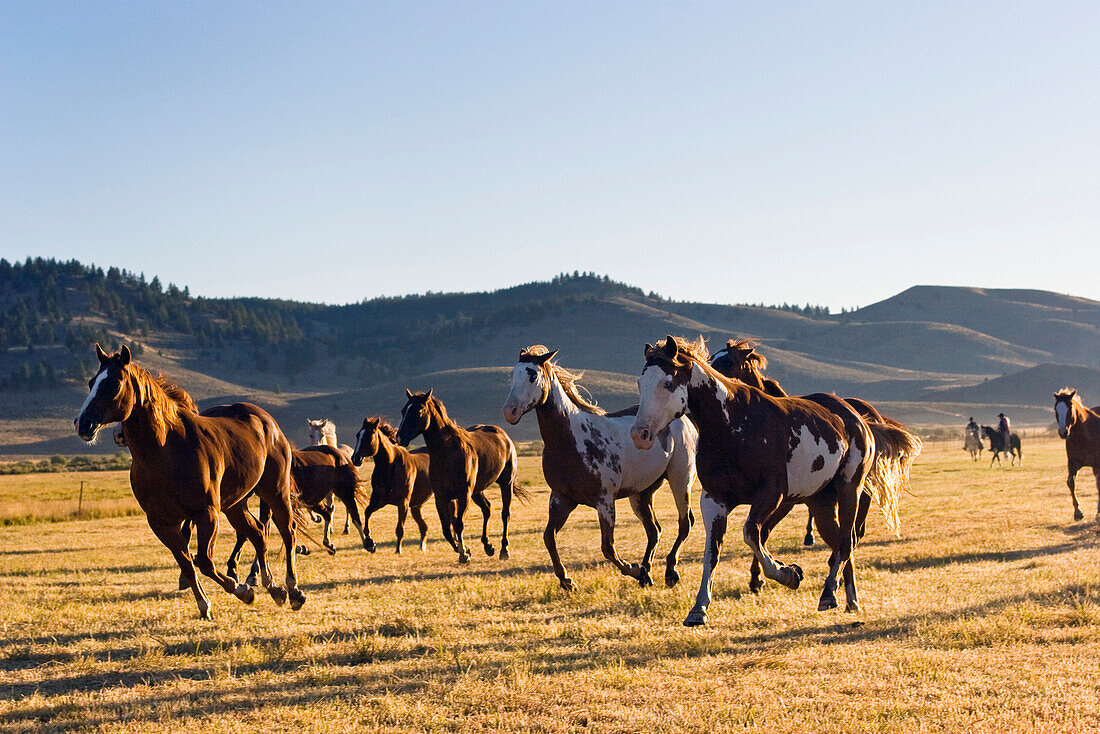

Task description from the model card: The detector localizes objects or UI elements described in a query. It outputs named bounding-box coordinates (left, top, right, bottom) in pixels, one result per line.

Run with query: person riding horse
left=997, top=413, right=1012, bottom=451
left=966, top=417, right=979, bottom=439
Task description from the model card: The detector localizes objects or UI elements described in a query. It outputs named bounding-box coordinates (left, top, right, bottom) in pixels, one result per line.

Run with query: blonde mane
left=130, top=365, right=193, bottom=441
left=521, top=345, right=605, bottom=415
left=652, top=335, right=745, bottom=392
left=723, top=338, right=769, bottom=373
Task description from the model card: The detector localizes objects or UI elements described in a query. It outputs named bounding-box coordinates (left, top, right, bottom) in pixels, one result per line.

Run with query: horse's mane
left=156, top=374, right=198, bottom=414
left=650, top=335, right=743, bottom=391
left=1055, top=387, right=1081, bottom=404
left=363, top=416, right=399, bottom=442
left=521, top=345, right=605, bottom=416
left=721, top=338, right=769, bottom=373
left=129, top=365, right=194, bottom=440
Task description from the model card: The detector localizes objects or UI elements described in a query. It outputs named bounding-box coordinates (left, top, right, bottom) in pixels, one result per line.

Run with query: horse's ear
left=119, top=345, right=132, bottom=366
left=1070, top=389, right=1077, bottom=398
left=405, top=388, right=414, bottom=399
left=426, top=388, right=433, bottom=400
left=644, top=343, right=654, bottom=355
left=533, top=349, right=558, bottom=365
left=95, top=343, right=109, bottom=364
left=662, top=336, right=678, bottom=359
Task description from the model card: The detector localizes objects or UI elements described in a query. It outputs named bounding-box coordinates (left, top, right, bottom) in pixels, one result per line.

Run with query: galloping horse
left=631, top=336, right=877, bottom=625
left=708, top=337, right=921, bottom=594
left=351, top=416, right=434, bottom=553
left=964, top=427, right=983, bottom=461
left=308, top=418, right=355, bottom=533
left=75, top=344, right=305, bottom=619
left=396, top=389, right=529, bottom=562
left=981, top=425, right=1023, bottom=467
left=1054, top=388, right=1100, bottom=522
left=502, top=346, right=697, bottom=590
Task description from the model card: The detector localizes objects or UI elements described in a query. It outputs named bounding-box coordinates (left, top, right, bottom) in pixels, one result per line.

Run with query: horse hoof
left=269, top=586, right=288, bottom=607
left=665, top=568, right=680, bottom=588
left=846, top=600, right=861, bottom=613
left=749, top=579, right=764, bottom=595
left=458, top=553, right=471, bottom=565
left=364, top=542, right=376, bottom=553
left=683, top=610, right=707, bottom=627
left=803, top=534, right=814, bottom=546
left=234, top=584, right=255, bottom=605
left=420, top=542, right=428, bottom=552
left=559, top=577, right=575, bottom=592
left=325, top=545, right=337, bottom=556
left=784, top=564, right=803, bottom=589
left=288, top=588, right=306, bottom=611
left=637, top=569, right=654, bottom=588
left=198, top=608, right=213, bottom=622
left=1075, top=510, right=1085, bottom=521
left=296, top=545, right=311, bottom=556
left=499, top=548, right=510, bottom=560
left=818, top=595, right=838, bottom=611
left=484, top=543, right=496, bottom=557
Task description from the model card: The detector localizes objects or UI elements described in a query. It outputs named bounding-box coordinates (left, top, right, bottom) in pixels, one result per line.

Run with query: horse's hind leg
left=596, top=495, right=649, bottom=585
left=664, top=471, right=695, bottom=588
left=223, top=502, right=268, bottom=605
left=816, top=482, right=859, bottom=612
left=1093, top=473, right=1100, bottom=525
left=749, top=501, right=795, bottom=594
left=267, top=497, right=305, bottom=609
left=628, top=488, right=661, bottom=588
left=743, top=487, right=803, bottom=591
left=179, top=520, right=193, bottom=590
left=803, top=510, right=815, bottom=546
left=395, top=502, right=408, bottom=554
left=410, top=504, right=429, bottom=551
left=148, top=518, right=211, bottom=620
left=470, top=491, right=495, bottom=556
left=497, top=458, right=517, bottom=560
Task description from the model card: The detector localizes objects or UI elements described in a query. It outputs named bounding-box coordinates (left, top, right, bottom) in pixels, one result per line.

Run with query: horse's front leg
left=148, top=518, right=211, bottom=620
left=1093, top=472, right=1100, bottom=525
left=191, top=507, right=243, bottom=599
left=544, top=492, right=579, bottom=591
left=742, top=488, right=803, bottom=591
left=470, top=491, right=495, bottom=556
left=749, top=501, right=796, bottom=594
left=596, top=496, right=649, bottom=585
left=1068, top=466, right=1083, bottom=521
left=685, top=492, right=729, bottom=626
left=627, top=490, right=660, bottom=588
left=451, top=492, right=471, bottom=564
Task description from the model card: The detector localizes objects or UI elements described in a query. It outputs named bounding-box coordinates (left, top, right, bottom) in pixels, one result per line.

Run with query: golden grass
left=1, top=439, right=1099, bottom=733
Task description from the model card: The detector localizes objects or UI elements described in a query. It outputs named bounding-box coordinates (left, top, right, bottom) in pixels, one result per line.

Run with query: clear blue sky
left=2, top=2, right=1098, bottom=310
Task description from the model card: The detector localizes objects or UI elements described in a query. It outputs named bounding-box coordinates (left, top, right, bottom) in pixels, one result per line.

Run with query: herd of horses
left=74, top=339, right=1100, bottom=625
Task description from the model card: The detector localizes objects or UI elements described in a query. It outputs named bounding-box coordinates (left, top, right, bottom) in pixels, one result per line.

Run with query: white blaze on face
left=634, top=365, right=684, bottom=440
left=1055, top=401, right=1070, bottom=434
left=353, top=428, right=366, bottom=457
left=786, top=424, right=846, bottom=498
left=78, top=370, right=110, bottom=422
left=504, top=362, right=543, bottom=422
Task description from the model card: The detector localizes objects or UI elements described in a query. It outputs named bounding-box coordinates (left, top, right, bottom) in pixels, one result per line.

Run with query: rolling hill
left=1, top=258, right=1097, bottom=454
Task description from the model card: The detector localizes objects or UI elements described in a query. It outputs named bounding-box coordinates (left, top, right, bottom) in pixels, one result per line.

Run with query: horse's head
left=632, top=335, right=692, bottom=450
left=396, top=388, right=434, bottom=446
left=352, top=417, right=394, bottom=466
left=1054, top=388, right=1078, bottom=439
left=502, top=346, right=557, bottom=425
left=709, top=339, right=763, bottom=381
left=75, top=344, right=136, bottom=442
left=307, top=418, right=329, bottom=446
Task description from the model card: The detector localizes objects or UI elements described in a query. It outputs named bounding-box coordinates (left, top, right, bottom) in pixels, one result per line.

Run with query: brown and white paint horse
left=396, top=389, right=529, bottom=563
left=351, top=416, right=434, bottom=553
left=631, top=336, right=876, bottom=625
left=502, top=346, right=697, bottom=590
left=1054, top=388, right=1100, bottom=523
left=308, top=418, right=355, bottom=534
left=75, top=345, right=305, bottom=619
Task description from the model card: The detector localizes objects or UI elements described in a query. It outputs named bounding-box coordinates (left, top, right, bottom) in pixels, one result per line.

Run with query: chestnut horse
left=396, top=389, right=529, bottom=563
left=632, top=336, right=876, bottom=625
left=75, top=344, right=305, bottom=619
left=1054, top=388, right=1100, bottom=522
left=502, top=346, right=697, bottom=590
left=308, top=418, right=355, bottom=534
left=351, top=416, right=434, bottom=553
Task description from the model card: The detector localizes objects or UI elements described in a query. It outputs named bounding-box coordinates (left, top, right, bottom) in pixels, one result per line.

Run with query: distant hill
left=3, top=258, right=1100, bottom=455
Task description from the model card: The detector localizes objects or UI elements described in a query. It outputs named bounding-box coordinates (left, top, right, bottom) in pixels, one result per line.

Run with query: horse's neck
left=423, top=407, right=464, bottom=448
left=373, top=434, right=400, bottom=467
left=687, top=363, right=741, bottom=428
left=739, top=368, right=767, bottom=392
left=322, top=427, right=338, bottom=447
left=534, top=375, right=584, bottom=444
left=121, top=400, right=177, bottom=455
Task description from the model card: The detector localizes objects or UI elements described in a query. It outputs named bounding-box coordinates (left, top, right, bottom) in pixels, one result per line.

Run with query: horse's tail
left=864, top=421, right=923, bottom=537
left=504, top=437, right=533, bottom=504
left=287, top=473, right=325, bottom=552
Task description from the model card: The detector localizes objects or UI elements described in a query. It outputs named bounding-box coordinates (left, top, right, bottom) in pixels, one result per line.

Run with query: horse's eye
left=527, top=368, right=537, bottom=383
left=664, top=380, right=675, bottom=391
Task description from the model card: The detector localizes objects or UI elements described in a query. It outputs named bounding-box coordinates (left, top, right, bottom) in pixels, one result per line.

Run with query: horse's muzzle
left=630, top=425, right=656, bottom=451
left=502, top=404, right=522, bottom=425
left=75, top=416, right=100, bottom=442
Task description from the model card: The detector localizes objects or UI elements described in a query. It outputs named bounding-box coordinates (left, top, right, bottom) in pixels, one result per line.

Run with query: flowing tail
left=863, top=421, right=923, bottom=536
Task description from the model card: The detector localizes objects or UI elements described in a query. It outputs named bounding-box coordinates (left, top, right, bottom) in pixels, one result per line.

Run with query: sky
left=2, top=2, right=1098, bottom=311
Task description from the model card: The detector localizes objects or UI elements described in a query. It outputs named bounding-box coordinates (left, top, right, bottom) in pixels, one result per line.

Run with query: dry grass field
left=1, top=437, right=1099, bottom=733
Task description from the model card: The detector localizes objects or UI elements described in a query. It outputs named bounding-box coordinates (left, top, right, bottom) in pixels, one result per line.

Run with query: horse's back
left=465, top=424, right=515, bottom=489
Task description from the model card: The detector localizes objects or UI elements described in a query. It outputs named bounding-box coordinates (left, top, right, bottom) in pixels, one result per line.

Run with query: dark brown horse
left=75, top=344, right=305, bottom=619
left=351, top=416, right=434, bottom=553
left=632, top=336, right=877, bottom=625
left=395, top=389, right=529, bottom=563
left=1054, top=388, right=1100, bottom=522
left=502, top=346, right=697, bottom=590
left=980, top=425, right=1023, bottom=467
left=709, top=337, right=922, bottom=579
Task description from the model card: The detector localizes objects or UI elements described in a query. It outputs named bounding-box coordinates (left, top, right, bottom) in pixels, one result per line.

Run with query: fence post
left=78, top=481, right=84, bottom=515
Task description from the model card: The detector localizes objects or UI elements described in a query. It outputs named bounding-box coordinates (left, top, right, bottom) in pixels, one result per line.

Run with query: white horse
left=307, top=418, right=357, bottom=533
left=502, top=346, right=698, bottom=590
